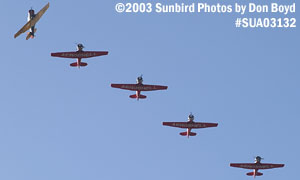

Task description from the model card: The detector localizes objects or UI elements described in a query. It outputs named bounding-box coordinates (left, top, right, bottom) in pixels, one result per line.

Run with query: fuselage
left=135, top=81, right=143, bottom=99
left=252, top=157, right=262, bottom=178
left=186, top=116, right=194, bottom=138
left=28, top=9, right=35, bottom=35
left=76, top=48, right=83, bottom=67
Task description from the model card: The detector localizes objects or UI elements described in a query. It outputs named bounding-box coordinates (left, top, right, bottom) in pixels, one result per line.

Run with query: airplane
left=14, top=3, right=50, bottom=40
left=230, top=156, right=284, bottom=178
left=162, top=113, right=218, bottom=138
left=51, top=44, right=109, bottom=68
left=111, top=75, right=168, bottom=100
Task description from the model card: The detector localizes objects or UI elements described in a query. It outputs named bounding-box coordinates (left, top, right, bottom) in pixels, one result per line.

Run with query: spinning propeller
left=137, top=74, right=143, bottom=84
left=75, top=43, right=85, bottom=51
left=255, top=156, right=264, bottom=163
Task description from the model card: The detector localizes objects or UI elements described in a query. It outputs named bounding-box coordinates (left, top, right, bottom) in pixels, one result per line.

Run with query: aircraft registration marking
left=121, top=85, right=157, bottom=91
left=237, top=164, right=276, bottom=169
left=171, top=123, right=208, bottom=128
left=61, top=52, right=98, bottom=58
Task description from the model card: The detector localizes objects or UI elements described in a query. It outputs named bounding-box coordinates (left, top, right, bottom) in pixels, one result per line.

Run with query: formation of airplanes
left=13, top=2, right=286, bottom=178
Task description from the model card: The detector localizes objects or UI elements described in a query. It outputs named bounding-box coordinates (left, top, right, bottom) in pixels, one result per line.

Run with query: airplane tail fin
left=180, top=132, right=197, bottom=136
left=129, top=94, right=147, bottom=99
left=247, top=172, right=263, bottom=176
left=70, top=62, right=88, bottom=67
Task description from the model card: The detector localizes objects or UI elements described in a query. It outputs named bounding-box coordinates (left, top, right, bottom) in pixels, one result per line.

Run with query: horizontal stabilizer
left=26, top=32, right=34, bottom=40
left=256, top=172, right=263, bottom=176
left=26, top=33, right=31, bottom=40
left=70, top=62, right=88, bottom=67
left=129, top=94, right=147, bottom=99
left=247, top=172, right=263, bottom=176
left=180, top=132, right=187, bottom=136
left=190, top=132, right=197, bottom=136
left=129, top=94, right=137, bottom=98
left=139, top=95, right=146, bottom=99
left=180, top=132, right=197, bottom=136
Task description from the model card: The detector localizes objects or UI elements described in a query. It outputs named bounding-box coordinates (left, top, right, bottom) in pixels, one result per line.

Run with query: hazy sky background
left=0, top=0, right=299, bottom=180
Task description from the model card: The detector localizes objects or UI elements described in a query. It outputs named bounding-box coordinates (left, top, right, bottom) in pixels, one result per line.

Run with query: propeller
left=254, top=156, right=264, bottom=163
left=188, top=112, right=194, bottom=121
left=137, top=74, right=143, bottom=84
left=75, top=43, right=85, bottom=50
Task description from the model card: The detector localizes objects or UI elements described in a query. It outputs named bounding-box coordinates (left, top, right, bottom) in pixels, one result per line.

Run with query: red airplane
left=230, top=156, right=284, bottom=178
left=162, top=113, right=218, bottom=138
left=111, top=76, right=168, bottom=100
left=51, top=44, right=108, bottom=68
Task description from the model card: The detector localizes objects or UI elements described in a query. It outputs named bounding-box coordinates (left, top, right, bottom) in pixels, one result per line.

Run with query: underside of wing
left=162, top=122, right=188, bottom=128
left=230, top=163, right=284, bottom=170
left=141, top=84, right=168, bottom=91
left=31, top=3, right=50, bottom=26
left=111, top=84, right=137, bottom=91
left=163, top=122, right=218, bottom=129
left=14, top=20, right=32, bottom=38
left=256, top=163, right=285, bottom=169
left=192, top=122, right=218, bottom=128
left=230, top=163, right=256, bottom=169
left=83, top=51, right=109, bottom=58
left=51, top=52, right=78, bottom=58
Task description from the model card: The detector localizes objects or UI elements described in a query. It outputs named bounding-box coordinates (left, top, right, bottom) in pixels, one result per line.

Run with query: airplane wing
left=79, top=51, right=109, bottom=58
left=14, top=20, right=32, bottom=38
left=111, top=84, right=168, bottom=91
left=162, top=122, right=218, bottom=129
left=51, top=51, right=108, bottom=59
left=230, top=163, right=284, bottom=169
left=31, top=3, right=50, bottom=27
left=14, top=3, right=49, bottom=38
left=111, top=84, right=138, bottom=91
left=141, top=84, right=168, bottom=91
left=51, top=52, right=78, bottom=58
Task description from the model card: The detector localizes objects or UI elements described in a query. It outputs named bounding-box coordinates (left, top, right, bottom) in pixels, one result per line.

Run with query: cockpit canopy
left=188, top=113, right=194, bottom=122
left=255, top=156, right=262, bottom=163
left=77, top=44, right=84, bottom=51
left=28, top=9, right=35, bottom=18
left=136, top=76, right=143, bottom=84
